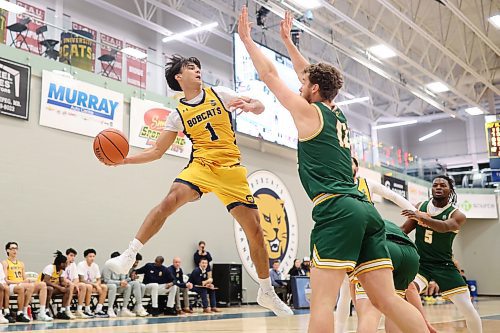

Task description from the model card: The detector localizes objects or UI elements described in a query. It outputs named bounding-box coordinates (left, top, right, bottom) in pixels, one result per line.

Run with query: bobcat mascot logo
left=234, top=170, right=298, bottom=282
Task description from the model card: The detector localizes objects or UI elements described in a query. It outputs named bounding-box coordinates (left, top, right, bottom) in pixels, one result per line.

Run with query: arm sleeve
left=164, top=111, right=184, bottom=132
left=366, top=179, right=416, bottom=211
left=134, top=264, right=147, bottom=275
left=213, top=86, right=240, bottom=110
left=42, top=265, right=53, bottom=276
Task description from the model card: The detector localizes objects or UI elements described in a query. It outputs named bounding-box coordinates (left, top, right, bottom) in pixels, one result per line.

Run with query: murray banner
left=39, top=70, right=123, bottom=137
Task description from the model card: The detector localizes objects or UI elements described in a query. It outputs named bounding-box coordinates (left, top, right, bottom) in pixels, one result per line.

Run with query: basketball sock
left=66, top=306, right=71, bottom=311
left=23, top=307, right=28, bottom=316
left=85, top=306, right=91, bottom=313
left=335, top=276, right=351, bottom=333
left=77, top=305, right=83, bottom=311
left=4, top=309, right=8, bottom=315
left=130, top=239, right=143, bottom=253
left=258, top=277, right=273, bottom=293
left=40, top=306, right=46, bottom=314
left=449, top=292, right=482, bottom=333
left=96, top=304, right=103, bottom=312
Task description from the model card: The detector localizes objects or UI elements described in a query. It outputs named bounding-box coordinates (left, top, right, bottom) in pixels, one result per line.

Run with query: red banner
left=100, top=33, right=123, bottom=81
left=125, top=43, right=147, bottom=89
left=15, top=1, right=45, bottom=54
left=71, top=22, right=97, bottom=72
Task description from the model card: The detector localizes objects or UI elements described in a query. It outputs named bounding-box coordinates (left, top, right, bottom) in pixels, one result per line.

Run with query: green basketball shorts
left=310, top=195, right=393, bottom=276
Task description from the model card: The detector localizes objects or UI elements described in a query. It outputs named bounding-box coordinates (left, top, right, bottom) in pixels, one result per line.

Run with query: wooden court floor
left=1, top=297, right=499, bottom=332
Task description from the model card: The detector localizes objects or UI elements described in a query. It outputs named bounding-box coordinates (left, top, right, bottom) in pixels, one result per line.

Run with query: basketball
left=93, top=128, right=129, bottom=165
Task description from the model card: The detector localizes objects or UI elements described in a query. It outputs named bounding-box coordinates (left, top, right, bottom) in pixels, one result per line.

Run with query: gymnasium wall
left=0, top=73, right=411, bottom=302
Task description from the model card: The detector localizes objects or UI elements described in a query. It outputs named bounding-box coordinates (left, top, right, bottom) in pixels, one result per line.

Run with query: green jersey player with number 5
left=238, top=7, right=428, bottom=333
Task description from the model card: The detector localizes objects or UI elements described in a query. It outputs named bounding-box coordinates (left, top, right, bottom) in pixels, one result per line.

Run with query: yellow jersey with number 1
left=176, top=87, right=240, bottom=167
left=6, top=259, right=23, bottom=283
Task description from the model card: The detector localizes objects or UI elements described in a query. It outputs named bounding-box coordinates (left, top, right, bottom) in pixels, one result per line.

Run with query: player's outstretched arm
left=366, top=178, right=415, bottom=211
left=123, top=130, right=177, bottom=165
left=228, top=96, right=265, bottom=115
left=238, top=6, right=319, bottom=138
left=402, top=209, right=466, bottom=233
left=280, top=11, right=310, bottom=78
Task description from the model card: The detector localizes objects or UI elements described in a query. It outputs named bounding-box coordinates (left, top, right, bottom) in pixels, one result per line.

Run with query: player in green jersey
left=238, top=8, right=428, bottom=333
left=402, top=175, right=482, bottom=333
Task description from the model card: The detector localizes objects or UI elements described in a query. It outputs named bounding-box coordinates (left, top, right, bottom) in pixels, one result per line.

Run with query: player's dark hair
left=136, top=253, right=143, bottom=261
left=66, top=248, right=77, bottom=256
left=111, top=251, right=120, bottom=258
left=304, top=63, right=343, bottom=101
left=433, top=175, right=457, bottom=205
left=5, top=242, right=18, bottom=254
left=53, top=251, right=67, bottom=268
left=84, top=249, right=96, bottom=257
left=165, top=54, right=201, bottom=91
left=352, top=157, right=359, bottom=177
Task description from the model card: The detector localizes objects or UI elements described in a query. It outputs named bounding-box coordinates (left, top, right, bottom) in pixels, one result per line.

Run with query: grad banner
left=15, top=1, right=45, bottom=54
left=100, top=33, right=123, bottom=81
left=129, top=97, right=191, bottom=159
left=39, top=70, right=123, bottom=137
left=125, top=43, right=146, bottom=89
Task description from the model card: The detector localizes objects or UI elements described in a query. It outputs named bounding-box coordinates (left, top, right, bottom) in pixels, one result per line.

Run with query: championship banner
left=407, top=182, right=429, bottom=206
left=0, top=58, right=30, bottom=120
left=39, top=70, right=123, bottom=137
left=125, top=43, right=147, bottom=89
left=129, top=97, right=191, bottom=159
left=100, top=33, right=123, bottom=81
left=234, top=170, right=298, bottom=282
left=456, top=193, right=498, bottom=219
left=485, top=121, right=500, bottom=179
left=0, top=9, right=6, bottom=44
left=15, top=1, right=45, bottom=54
left=383, top=175, right=408, bottom=200
left=60, top=22, right=97, bottom=72
left=358, top=166, right=382, bottom=202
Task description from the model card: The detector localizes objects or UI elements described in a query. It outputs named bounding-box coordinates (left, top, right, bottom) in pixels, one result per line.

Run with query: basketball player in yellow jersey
left=2, top=242, right=53, bottom=321
left=106, top=55, right=293, bottom=316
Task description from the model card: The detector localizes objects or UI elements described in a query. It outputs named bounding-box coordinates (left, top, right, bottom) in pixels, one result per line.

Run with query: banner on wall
left=0, top=58, right=30, bottom=120
left=15, top=1, right=45, bottom=54
left=62, top=22, right=97, bottom=72
left=383, top=175, right=408, bottom=200
left=100, top=33, right=123, bottom=81
left=357, top=167, right=382, bottom=202
left=234, top=170, right=299, bottom=282
left=0, top=9, right=6, bottom=44
left=407, top=182, right=429, bottom=206
left=129, top=97, right=191, bottom=159
left=125, top=43, right=147, bottom=89
left=456, top=193, right=498, bottom=219
left=39, top=70, right=123, bottom=137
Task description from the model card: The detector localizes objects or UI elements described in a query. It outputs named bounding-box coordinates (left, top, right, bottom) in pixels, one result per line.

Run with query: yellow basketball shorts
left=175, top=159, right=257, bottom=211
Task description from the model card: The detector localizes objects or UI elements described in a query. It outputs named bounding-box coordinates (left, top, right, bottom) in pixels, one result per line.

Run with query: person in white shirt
left=63, top=248, right=93, bottom=318
left=77, top=249, right=109, bottom=318
left=0, top=268, right=9, bottom=324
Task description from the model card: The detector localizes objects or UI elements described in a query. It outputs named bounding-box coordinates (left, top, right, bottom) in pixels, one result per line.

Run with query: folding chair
left=98, top=49, right=118, bottom=78
left=7, top=17, right=30, bottom=49
left=36, top=25, right=59, bottom=60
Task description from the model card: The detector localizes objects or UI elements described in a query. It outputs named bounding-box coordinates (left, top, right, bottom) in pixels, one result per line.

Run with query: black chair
left=98, top=49, right=119, bottom=78
left=36, top=25, right=59, bottom=60
left=7, top=17, right=31, bottom=49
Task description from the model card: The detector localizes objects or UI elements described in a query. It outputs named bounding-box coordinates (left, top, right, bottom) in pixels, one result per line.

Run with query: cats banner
left=129, top=97, right=191, bottom=159
left=233, top=170, right=298, bottom=282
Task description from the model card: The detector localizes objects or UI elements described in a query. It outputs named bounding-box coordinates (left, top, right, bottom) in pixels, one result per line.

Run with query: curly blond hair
left=304, top=63, right=343, bottom=101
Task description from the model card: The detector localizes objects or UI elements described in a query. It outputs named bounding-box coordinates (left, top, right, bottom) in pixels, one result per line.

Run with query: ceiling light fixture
left=373, top=120, right=418, bottom=130
left=425, top=81, right=449, bottom=93
left=367, top=44, right=397, bottom=59
left=336, top=96, right=370, bottom=106
left=419, top=129, right=442, bottom=142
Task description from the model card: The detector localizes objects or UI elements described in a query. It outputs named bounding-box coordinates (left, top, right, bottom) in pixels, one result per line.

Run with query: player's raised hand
left=228, top=98, right=253, bottom=113
left=280, top=11, right=293, bottom=42
left=238, top=6, right=253, bottom=43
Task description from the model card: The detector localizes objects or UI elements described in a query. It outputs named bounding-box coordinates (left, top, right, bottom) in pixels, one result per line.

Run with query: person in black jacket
left=135, top=256, right=178, bottom=316
left=168, top=257, right=193, bottom=314
left=288, top=259, right=306, bottom=277
left=188, top=258, right=221, bottom=313
left=193, top=241, right=213, bottom=272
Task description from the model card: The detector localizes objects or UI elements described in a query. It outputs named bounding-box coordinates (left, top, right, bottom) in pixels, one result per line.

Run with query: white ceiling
left=88, top=0, right=499, bottom=122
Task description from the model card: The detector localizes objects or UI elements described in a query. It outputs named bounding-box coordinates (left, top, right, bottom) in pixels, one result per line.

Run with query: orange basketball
left=93, top=128, right=129, bottom=165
